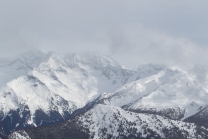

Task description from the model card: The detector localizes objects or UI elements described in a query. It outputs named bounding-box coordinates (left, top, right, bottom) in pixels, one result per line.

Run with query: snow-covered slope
left=0, top=51, right=167, bottom=118
left=95, top=67, right=208, bottom=120
left=77, top=104, right=207, bottom=138
left=9, top=104, right=208, bottom=139
left=0, top=49, right=46, bottom=88
left=1, top=49, right=208, bottom=137
left=0, top=50, right=139, bottom=133
left=8, top=131, right=30, bottom=139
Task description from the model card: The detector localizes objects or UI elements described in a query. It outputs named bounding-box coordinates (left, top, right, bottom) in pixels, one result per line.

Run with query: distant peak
left=137, top=64, right=166, bottom=71
left=19, top=48, right=44, bottom=55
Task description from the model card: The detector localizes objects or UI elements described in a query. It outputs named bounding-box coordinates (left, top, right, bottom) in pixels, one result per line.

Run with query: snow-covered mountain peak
left=95, top=66, right=208, bottom=120
left=41, top=51, right=122, bottom=73
left=2, top=50, right=208, bottom=136
left=137, top=63, right=166, bottom=71
left=0, top=49, right=47, bottom=88
left=0, top=49, right=46, bottom=70
left=0, top=50, right=137, bottom=125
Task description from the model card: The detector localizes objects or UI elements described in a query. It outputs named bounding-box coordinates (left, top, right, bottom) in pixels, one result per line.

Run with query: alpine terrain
left=0, top=49, right=208, bottom=138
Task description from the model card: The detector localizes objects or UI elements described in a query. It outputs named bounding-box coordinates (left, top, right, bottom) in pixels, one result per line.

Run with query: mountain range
left=0, top=49, right=208, bottom=138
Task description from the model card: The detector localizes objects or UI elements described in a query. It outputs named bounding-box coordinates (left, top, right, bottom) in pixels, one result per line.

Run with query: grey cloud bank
left=0, top=0, right=208, bottom=69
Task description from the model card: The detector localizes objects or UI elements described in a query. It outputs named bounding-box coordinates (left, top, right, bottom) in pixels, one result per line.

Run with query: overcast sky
left=0, top=0, right=208, bottom=69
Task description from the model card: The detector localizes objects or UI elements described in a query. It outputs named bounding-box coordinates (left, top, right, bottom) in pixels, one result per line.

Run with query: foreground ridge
left=8, top=105, right=208, bottom=139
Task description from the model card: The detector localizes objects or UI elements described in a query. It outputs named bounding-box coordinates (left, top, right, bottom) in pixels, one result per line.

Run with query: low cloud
left=0, top=0, right=208, bottom=69
left=85, top=23, right=206, bottom=69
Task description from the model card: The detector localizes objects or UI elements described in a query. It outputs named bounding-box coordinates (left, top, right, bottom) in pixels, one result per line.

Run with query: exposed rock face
left=184, top=106, right=208, bottom=128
